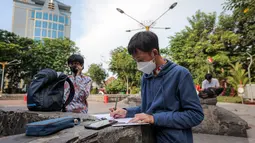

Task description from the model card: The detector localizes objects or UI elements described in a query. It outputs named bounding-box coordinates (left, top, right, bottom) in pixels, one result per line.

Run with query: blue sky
left=0, top=0, right=227, bottom=73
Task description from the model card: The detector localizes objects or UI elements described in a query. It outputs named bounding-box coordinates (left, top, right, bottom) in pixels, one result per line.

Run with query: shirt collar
left=154, top=59, right=168, bottom=75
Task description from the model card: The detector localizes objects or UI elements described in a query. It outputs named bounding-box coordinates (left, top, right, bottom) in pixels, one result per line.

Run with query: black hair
left=67, top=54, right=84, bottom=65
left=127, top=31, right=159, bottom=55
left=205, top=73, right=213, bottom=80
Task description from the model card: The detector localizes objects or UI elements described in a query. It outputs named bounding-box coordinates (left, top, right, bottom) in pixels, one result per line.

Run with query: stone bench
left=0, top=95, right=250, bottom=142
left=0, top=110, right=155, bottom=143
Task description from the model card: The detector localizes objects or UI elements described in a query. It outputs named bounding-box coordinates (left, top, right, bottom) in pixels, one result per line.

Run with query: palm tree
left=227, top=62, right=249, bottom=91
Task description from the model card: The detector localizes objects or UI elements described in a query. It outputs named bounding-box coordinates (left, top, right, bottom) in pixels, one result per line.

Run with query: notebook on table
left=92, top=114, right=149, bottom=127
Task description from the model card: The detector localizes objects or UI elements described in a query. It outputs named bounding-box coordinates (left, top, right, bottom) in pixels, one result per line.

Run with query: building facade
left=12, top=0, right=71, bottom=40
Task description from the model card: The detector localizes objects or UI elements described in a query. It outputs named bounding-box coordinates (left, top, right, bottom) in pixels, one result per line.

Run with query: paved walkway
left=0, top=100, right=255, bottom=142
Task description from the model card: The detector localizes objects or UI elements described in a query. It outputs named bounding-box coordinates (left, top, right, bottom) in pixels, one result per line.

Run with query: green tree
left=160, top=48, right=172, bottom=60
left=87, top=63, right=107, bottom=87
left=19, top=38, right=79, bottom=87
left=109, top=47, right=142, bottom=94
left=0, top=29, right=80, bottom=93
left=0, top=30, right=35, bottom=93
left=168, top=11, right=242, bottom=84
left=105, top=79, right=126, bottom=94
left=206, top=14, right=240, bottom=78
left=169, top=11, right=218, bottom=84
left=224, top=0, right=255, bottom=81
left=0, top=30, right=32, bottom=62
left=28, top=38, right=78, bottom=74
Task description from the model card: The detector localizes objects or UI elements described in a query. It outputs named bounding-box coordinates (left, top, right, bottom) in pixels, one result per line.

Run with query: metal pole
left=0, top=60, right=19, bottom=94
left=1, top=65, right=5, bottom=93
left=241, top=95, right=244, bottom=104
left=247, top=52, right=253, bottom=102
left=207, top=61, right=210, bottom=73
left=247, top=53, right=252, bottom=84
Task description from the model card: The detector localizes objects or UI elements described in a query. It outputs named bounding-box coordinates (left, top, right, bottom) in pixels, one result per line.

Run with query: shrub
left=227, top=62, right=248, bottom=91
left=105, top=79, right=126, bottom=94
left=90, top=88, right=98, bottom=94
left=130, top=86, right=140, bottom=94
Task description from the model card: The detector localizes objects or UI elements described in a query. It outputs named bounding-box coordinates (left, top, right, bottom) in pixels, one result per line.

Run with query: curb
left=0, top=94, right=26, bottom=100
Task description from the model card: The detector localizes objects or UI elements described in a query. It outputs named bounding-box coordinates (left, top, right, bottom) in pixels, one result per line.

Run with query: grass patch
left=217, top=96, right=242, bottom=103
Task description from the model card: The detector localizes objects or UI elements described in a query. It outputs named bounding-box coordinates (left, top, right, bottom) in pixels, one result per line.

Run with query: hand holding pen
left=109, top=97, right=127, bottom=118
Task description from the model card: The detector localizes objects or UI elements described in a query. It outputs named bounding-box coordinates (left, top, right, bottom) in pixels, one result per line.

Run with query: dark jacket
left=126, top=60, right=204, bottom=143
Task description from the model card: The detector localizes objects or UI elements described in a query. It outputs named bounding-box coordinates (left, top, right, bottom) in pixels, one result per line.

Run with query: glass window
left=48, top=30, right=52, bottom=38
left=42, top=29, right=47, bottom=37
left=53, top=14, right=58, bottom=22
left=52, top=31, right=57, bottom=38
left=59, top=16, right=64, bottom=23
left=42, top=22, right=47, bottom=28
left=36, top=12, right=42, bottom=19
left=43, top=13, right=48, bottom=20
left=48, top=22, right=52, bottom=29
left=34, top=37, right=41, bottom=41
left=49, top=13, right=52, bottom=20
left=65, top=17, right=69, bottom=25
left=31, top=11, right=35, bottom=18
left=53, top=23, right=57, bottom=30
left=34, top=28, right=41, bottom=36
left=35, top=20, right=41, bottom=27
left=58, top=31, right=64, bottom=38
left=58, top=24, right=64, bottom=31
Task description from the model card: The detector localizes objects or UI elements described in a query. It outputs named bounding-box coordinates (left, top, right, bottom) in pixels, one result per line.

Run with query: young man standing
left=110, top=31, right=204, bottom=143
left=64, top=54, right=92, bottom=113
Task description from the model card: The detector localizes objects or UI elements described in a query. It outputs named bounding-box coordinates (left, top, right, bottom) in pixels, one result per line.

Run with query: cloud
left=76, top=0, right=225, bottom=73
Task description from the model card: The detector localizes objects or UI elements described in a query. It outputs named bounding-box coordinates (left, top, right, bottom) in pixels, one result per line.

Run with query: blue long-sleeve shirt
left=126, top=60, right=204, bottom=143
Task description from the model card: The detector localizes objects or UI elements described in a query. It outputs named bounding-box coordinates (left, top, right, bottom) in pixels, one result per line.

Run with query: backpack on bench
left=27, top=68, right=75, bottom=112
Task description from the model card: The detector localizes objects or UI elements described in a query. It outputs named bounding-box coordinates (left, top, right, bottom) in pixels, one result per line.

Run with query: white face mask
left=137, top=60, right=156, bottom=74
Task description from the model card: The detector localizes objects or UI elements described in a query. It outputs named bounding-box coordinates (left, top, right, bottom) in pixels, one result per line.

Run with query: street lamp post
left=247, top=52, right=253, bottom=85
left=116, top=2, right=177, bottom=32
left=247, top=52, right=254, bottom=102
left=0, top=62, right=8, bottom=94
left=0, top=60, right=21, bottom=94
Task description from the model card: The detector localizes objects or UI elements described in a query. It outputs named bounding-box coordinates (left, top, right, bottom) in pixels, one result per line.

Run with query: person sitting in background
left=199, top=73, right=223, bottom=99
left=64, top=54, right=92, bottom=113
left=202, top=73, right=220, bottom=90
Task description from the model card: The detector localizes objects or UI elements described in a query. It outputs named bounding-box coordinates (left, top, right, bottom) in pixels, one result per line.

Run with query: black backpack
left=27, top=68, right=75, bottom=112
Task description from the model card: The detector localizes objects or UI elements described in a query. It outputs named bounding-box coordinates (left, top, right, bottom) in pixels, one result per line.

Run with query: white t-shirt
left=202, top=78, right=220, bottom=90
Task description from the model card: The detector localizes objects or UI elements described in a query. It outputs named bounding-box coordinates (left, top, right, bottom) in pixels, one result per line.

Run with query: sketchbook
left=92, top=114, right=149, bottom=127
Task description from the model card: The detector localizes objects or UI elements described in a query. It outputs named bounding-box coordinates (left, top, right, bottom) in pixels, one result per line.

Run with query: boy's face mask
left=70, top=65, right=78, bottom=74
left=137, top=60, right=156, bottom=74
left=69, top=61, right=82, bottom=75
left=136, top=53, right=156, bottom=74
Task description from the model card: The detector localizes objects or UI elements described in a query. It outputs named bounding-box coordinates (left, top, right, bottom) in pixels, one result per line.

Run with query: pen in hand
left=114, top=97, right=118, bottom=111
